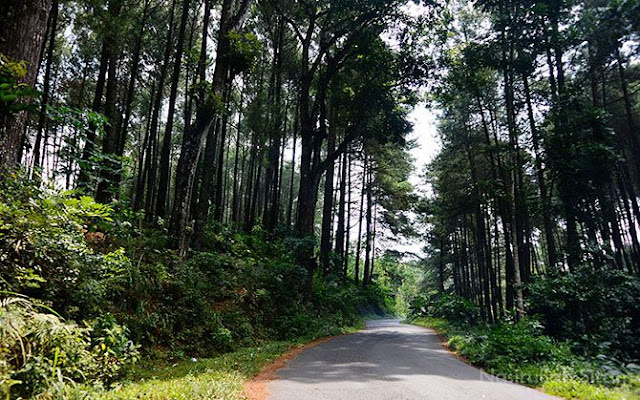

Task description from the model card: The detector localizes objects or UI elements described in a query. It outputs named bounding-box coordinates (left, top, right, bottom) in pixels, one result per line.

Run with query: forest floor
left=266, top=319, right=558, bottom=400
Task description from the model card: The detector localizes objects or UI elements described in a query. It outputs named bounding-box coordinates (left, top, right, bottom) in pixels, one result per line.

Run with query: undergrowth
left=0, top=174, right=388, bottom=398
left=411, top=317, right=640, bottom=400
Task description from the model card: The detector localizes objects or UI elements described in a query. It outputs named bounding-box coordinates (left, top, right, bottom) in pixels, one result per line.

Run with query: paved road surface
left=268, top=319, right=559, bottom=400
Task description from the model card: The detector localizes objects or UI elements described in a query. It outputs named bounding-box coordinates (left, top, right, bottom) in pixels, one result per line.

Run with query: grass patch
left=411, top=317, right=640, bottom=400
left=91, top=323, right=364, bottom=400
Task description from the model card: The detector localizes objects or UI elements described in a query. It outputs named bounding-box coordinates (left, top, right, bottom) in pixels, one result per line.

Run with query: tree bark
left=320, top=103, right=336, bottom=275
left=0, top=0, right=52, bottom=168
left=335, top=150, right=348, bottom=268
left=31, top=0, right=58, bottom=174
left=157, top=0, right=191, bottom=217
left=170, top=0, right=252, bottom=243
left=95, top=0, right=123, bottom=203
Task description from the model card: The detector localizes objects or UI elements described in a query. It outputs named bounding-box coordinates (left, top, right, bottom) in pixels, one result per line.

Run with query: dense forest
left=421, top=0, right=640, bottom=351
left=0, top=0, right=639, bottom=398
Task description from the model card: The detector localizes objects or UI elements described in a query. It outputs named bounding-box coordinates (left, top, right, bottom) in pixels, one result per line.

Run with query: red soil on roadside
left=242, top=336, right=336, bottom=400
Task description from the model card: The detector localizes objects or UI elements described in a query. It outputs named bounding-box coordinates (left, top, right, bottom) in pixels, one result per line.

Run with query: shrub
left=409, top=291, right=480, bottom=325
left=0, top=296, right=138, bottom=399
left=0, top=173, right=130, bottom=320
left=451, top=318, right=572, bottom=374
left=527, top=266, right=640, bottom=360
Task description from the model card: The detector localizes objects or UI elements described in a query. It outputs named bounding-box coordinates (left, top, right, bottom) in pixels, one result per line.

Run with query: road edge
left=407, top=319, right=562, bottom=399
left=242, top=336, right=338, bottom=400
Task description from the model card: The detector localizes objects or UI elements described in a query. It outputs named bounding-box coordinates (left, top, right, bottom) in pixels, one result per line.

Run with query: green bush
left=0, top=172, right=388, bottom=394
left=409, top=291, right=480, bottom=325
left=89, top=313, right=140, bottom=384
left=0, top=173, right=130, bottom=321
left=413, top=316, right=640, bottom=393
left=450, top=318, right=572, bottom=377
left=0, top=296, right=138, bottom=399
left=528, top=266, right=640, bottom=360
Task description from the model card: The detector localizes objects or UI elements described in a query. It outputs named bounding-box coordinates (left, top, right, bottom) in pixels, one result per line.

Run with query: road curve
left=268, top=319, right=559, bottom=400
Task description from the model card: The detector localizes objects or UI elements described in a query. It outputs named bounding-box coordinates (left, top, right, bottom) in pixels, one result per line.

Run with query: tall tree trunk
left=503, top=55, right=525, bottom=318
left=344, top=151, right=352, bottom=278
left=213, top=81, right=232, bottom=223
left=145, top=0, right=177, bottom=217
left=77, top=42, right=108, bottom=189
left=134, top=82, right=156, bottom=210
left=157, top=0, right=191, bottom=217
left=0, top=0, right=52, bottom=168
left=264, top=19, right=284, bottom=231
left=287, top=100, right=299, bottom=226
left=551, top=12, right=580, bottom=271
left=231, top=90, right=244, bottom=225
left=362, top=159, right=372, bottom=287
left=114, top=0, right=150, bottom=191
left=95, top=0, right=122, bottom=203
left=31, top=0, right=58, bottom=174
left=335, top=150, right=348, bottom=266
left=354, top=156, right=367, bottom=284
left=523, top=73, right=557, bottom=269
left=320, top=103, right=336, bottom=275
left=170, top=0, right=252, bottom=244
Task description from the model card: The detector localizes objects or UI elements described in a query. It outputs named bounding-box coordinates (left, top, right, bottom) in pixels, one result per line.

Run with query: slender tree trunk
left=335, top=149, right=348, bottom=265
left=363, top=159, right=372, bottom=287
left=214, top=81, right=232, bottom=223
left=354, top=156, right=366, bottom=284
left=114, top=0, right=150, bottom=191
left=287, top=100, right=299, bottom=226
left=231, top=90, right=244, bottom=225
left=32, top=0, right=58, bottom=174
left=77, top=42, right=108, bottom=188
left=320, top=103, right=336, bottom=275
left=157, top=0, right=191, bottom=217
left=523, top=74, right=557, bottom=269
left=344, top=150, right=352, bottom=278
left=95, top=0, right=122, bottom=203
left=503, top=56, right=525, bottom=318
left=134, top=82, right=156, bottom=210
left=145, top=0, right=177, bottom=217
left=264, top=19, right=284, bottom=231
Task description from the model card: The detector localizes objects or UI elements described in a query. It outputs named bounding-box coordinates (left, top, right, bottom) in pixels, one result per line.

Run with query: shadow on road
left=268, top=319, right=559, bottom=400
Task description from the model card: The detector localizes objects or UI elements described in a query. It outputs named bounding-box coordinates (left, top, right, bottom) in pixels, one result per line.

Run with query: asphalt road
left=268, top=319, right=559, bottom=400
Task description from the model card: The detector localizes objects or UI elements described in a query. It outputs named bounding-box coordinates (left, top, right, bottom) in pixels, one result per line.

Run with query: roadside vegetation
left=0, top=176, right=390, bottom=398
left=408, top=294, right=640, bottom=400
left=2, top=0, right=640, bottom=397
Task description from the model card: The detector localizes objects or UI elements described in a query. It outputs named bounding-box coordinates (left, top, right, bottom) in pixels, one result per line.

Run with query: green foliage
left=409, top=291, right=480, bottom=325
left=0, top=54, right=38, bottom=112
left=100, top=216, right=384, bottom=356
left=527, top=266, right=640, bottom=361
left=447, top=318, right=572, bottom=378
left=45, top=104, right=110, bottom=186
left=0, top=172, right=129, bottom=320
left=373, top=256, right=423, bottom=316
left=0, top=174, right=391, bottom=397
left=89, top=313, right=140, bottom=384
left=411, top=317, right=640, bottom=400
left=0, top=296, right=138, bottom=399
left=96, top=342, right=295, bottom=400
left=543, top=378, right=640, bottom=400
left=227, top=31, right=262, bottom=76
